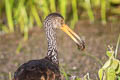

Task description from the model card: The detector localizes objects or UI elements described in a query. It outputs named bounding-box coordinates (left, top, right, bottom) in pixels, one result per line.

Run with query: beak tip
left=77, top=41, right=85, bottom=51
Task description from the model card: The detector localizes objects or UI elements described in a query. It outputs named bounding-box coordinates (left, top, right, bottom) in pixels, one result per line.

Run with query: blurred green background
left=0, top=0, right=120, bottom=80
left=0, top=0, right=120, bottom=39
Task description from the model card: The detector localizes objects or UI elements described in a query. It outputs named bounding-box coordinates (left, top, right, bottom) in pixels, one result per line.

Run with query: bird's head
left=44, top=13, right=85, bottom=50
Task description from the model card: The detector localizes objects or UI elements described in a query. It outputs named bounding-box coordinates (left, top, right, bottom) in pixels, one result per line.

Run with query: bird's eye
left=61, top=19, right=64, bottom=24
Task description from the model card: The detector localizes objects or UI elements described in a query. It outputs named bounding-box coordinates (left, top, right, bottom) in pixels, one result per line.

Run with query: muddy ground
left=0, top=20, right=120, bottom=80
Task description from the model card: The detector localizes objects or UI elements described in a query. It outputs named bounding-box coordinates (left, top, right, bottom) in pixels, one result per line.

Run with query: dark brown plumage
left=13, top=13, right=85, bottom=80
left=14, top=57, right=61, bottom=80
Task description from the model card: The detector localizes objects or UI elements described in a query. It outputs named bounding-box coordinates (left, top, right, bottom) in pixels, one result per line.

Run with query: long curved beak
left=60, top=24, right=85, bottom=50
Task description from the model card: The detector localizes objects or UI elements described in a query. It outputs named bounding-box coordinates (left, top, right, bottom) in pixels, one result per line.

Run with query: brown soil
left=0, top=20, right=120, bottom=80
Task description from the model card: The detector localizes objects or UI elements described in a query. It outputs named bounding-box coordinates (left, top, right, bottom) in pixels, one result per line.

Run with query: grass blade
left=101, top=0, right=106, bottom=24
left=8, top=72, right=12, bottom=80
left=71, top=0, right=78, bottom=29
left=38, top=0, right=50, bottom=19
left=5, top=0, right=14, bottom=32
left=50, top=0, right=56, bottom=12
left=85, top=0, right=94, bottom=22
left=59, top=0, right=67, bottom=19
left=31, top=4, right=42, bottom=27
left=115, top=34, right=120, bottom=58
left=60, top=68, right=69, bottom=80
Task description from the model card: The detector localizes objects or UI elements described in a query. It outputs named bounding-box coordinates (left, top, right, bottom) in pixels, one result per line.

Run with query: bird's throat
left=45, top=27, right=59, bottom=65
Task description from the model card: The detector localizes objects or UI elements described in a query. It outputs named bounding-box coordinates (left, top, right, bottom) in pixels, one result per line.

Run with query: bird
left=13, top=13, right=85, bottom=80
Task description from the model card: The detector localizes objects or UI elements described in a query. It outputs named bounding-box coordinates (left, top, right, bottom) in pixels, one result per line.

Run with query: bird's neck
left=45, top=27, right=59, bottom=65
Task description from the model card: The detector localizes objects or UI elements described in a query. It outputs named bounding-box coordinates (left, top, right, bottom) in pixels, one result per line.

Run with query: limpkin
left=13, top=13, right=85, bottom=80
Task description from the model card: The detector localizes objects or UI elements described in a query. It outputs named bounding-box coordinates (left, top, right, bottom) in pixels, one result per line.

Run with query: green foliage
left=61, top=68, right=91, bottom=80
left=110, top=0, right=120, bottom=4
left=61, top=68, right=69, bottom=80
left=98, top=55, right=120, bottom=80
left=0, top=0, right=120, bottom=38
left=115, top=34, right=120, bottom=58
left=84, top=0, right=94, bottom=23
left=98, top=35, right=120, bottom=80
left=1, top=0, right=43, bottom=40
left=50, top=0, right=56, bottom=12
left=37, top=0, right=50, bottom=19
left=61, top=66, right=91, bottom=80
left=91, top=0, right=100, bottom=7
left=9, top=72, right=12, bottom=80
left=59, top=0, right=67, bottom=19
left=5, top=0, right=14, bottom=32
left=71, top=0, right=78, bottom=29
left=101, top=0, right=106, bottom=24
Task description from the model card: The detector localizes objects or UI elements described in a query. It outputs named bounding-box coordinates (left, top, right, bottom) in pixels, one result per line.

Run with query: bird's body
left=14, top=57, right=61, bottom=80
left=13, top=13, right=85, bottom=80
